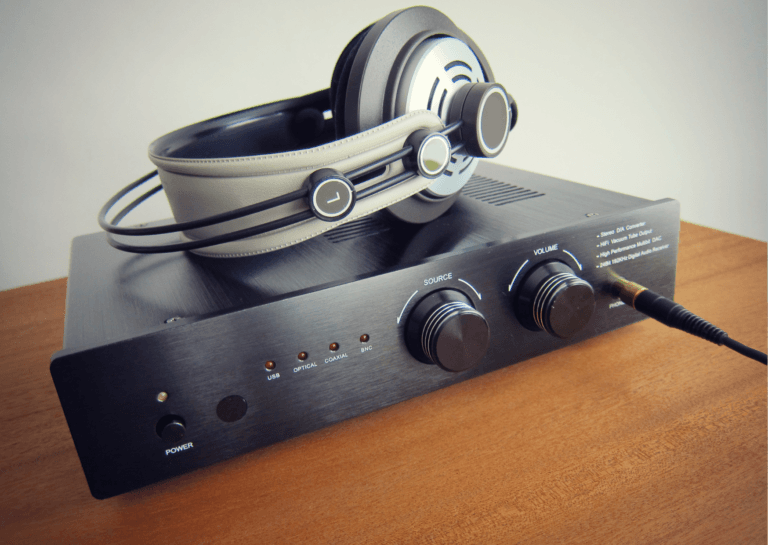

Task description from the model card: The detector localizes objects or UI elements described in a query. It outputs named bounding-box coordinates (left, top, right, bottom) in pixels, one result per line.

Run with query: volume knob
left=405, top=289, right=489, bottom=372
left=515, top=261, right=595, bottom=339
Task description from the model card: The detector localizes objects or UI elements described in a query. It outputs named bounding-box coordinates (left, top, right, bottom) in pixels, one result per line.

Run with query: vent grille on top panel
left=324, top=216, right=391, bottom=244
left=462, top=175, right=545, bottom=206
left=325, top=177, right=543, bottom=243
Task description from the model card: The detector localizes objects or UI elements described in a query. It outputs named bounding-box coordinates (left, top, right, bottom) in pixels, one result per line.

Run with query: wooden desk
left=1, top=222, right=765, bottom=544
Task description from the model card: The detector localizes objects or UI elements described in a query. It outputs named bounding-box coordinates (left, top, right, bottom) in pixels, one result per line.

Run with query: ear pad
left=330, top=25, right=372, bottom=139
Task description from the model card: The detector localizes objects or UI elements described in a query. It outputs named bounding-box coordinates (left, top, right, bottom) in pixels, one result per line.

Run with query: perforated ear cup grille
left=394, top=37, right=486, bottom=197
left=330, top=25, right=372, bottom=139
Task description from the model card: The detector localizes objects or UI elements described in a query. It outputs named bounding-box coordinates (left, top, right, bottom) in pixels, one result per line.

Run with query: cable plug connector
left=611, top=275, right=766, bottom=364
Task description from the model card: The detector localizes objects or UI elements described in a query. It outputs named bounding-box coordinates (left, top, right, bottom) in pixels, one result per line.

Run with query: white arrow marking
left=458, top=279, right=481, bottom=300
left=508, top=259, right=529, bottom=291
left=397, top=290, right=419, bottom=324
left=562, top=249, right=583, bottom=271
left=327, top=192, right=341, bottom=204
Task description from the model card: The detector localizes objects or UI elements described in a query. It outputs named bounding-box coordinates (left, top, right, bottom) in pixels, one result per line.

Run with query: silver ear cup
left=339, top=7, right=497, bottom=224
left=387, top=37, right=487, bottom=223
left=395, top=37, right=486, bottom=198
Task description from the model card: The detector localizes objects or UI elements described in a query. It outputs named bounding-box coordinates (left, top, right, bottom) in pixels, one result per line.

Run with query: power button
left=156, top=415, right=186, bottom=442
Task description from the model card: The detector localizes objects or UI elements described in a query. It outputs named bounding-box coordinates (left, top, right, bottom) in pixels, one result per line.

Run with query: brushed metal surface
left=51, top=163, right=680, bottom=499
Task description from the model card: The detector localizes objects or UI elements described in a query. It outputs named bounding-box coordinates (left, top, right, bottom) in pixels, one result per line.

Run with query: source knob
left=515, top=261, right=595, bottom=338
left=405, top=289, right=489, bottom=372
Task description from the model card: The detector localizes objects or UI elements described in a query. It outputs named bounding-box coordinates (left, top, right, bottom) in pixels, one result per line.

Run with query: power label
left=165, top=442, right=193, bottom=456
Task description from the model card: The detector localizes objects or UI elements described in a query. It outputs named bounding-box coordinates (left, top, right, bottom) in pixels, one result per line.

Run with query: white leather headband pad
left=149, top=110, right=444, bottom=257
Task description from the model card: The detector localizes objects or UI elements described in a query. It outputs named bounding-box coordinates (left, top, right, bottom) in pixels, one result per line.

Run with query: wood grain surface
left=0, top=222, right=765, bottom=544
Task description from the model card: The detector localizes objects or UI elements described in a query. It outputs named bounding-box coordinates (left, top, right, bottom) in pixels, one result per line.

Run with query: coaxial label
left=325, top=353, right=348, bottom=364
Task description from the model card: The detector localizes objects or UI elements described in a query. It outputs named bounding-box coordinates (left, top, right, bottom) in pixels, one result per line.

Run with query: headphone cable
left=612, top=276, right=767, bottom=365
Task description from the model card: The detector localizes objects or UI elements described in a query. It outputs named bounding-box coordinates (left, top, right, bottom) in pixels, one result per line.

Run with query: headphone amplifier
left=51, top=162, right=680, bottom=499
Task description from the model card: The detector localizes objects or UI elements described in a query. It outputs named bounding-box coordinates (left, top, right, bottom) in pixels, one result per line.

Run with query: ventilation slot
left=462, top=175, right=545, bottom=206
left=324, top=217, right=390, bottom=243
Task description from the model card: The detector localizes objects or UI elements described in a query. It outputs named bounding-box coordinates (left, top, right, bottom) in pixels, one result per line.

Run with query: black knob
left=515, top=261, right=595, bottom=339
left=156, top=415, right=186, bottom=442
left=405, top=289, right=490, bottom=372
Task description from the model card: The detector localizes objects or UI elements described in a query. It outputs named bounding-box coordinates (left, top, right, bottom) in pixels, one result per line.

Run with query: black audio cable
left=611, top=276, right=767, bottom=365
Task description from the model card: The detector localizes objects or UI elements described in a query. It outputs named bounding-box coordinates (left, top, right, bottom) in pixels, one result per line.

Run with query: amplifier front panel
left=51, top=199, right=680, bottom=499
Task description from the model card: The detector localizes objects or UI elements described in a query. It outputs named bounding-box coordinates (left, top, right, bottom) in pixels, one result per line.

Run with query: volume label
left=534, top=244, right=558, bottom=255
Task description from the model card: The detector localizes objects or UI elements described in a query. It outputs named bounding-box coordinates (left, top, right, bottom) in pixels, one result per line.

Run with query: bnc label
left=166, top=442, right=193, bottom=456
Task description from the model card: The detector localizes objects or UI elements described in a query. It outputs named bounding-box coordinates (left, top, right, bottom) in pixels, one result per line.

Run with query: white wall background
left=1, top=0, right=765, bottom=291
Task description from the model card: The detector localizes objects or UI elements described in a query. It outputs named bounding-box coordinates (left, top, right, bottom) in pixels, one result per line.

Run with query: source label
left=424, top=273, right=452, bottom=286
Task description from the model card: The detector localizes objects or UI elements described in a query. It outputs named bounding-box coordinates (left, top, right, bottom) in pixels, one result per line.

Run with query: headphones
left=99, top=6, right=518, bottom=257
